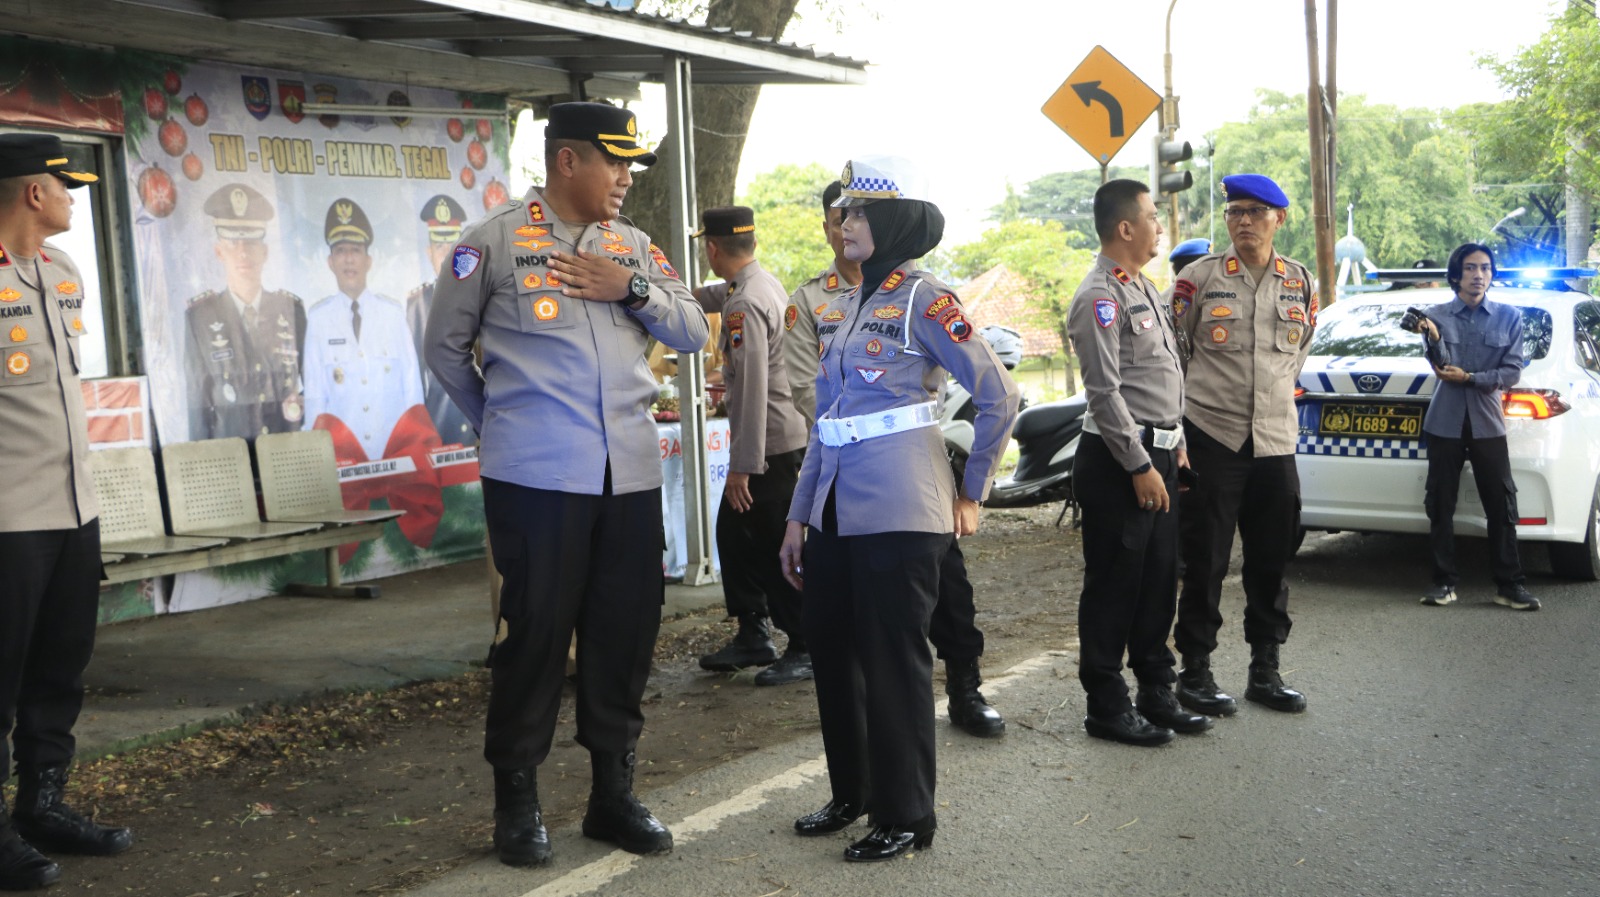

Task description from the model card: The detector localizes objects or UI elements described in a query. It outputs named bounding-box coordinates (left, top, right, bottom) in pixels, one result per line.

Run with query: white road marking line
left=516, top=648, right=1065, bottom=897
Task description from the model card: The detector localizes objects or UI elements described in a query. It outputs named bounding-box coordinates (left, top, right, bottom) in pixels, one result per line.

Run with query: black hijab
left=859, top=199, right=945, bottom=300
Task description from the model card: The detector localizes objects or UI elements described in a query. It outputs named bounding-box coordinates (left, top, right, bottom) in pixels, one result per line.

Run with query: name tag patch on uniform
left=452, top=246, right=482, bottom=279
left=784, top=306, right=799, bottom=331
left=1094, top=299, right=1117, bottom=328
left=648, top=244, right=679, bottom=279
left=856, top=367, right=886, bottom=384
left=1210, top=324, right=1229, bottom=344
left=0, top=288, right=19, bottom=302
left=822, top=310, right=846, bottom=322
left=6, top=351, right=29, bottom=375
left=8, top=325, right=24, bottom=342
left=329, top=338, right=347, bottom=345
left=865, top=338, right=883, bottom=356
left=874, top=305, right=905, bottom=320
left=210, top=349, right=234, bottom=361
left=533, top=297, right=560, bottom=321
left=945, top=314, right=973, bottom=342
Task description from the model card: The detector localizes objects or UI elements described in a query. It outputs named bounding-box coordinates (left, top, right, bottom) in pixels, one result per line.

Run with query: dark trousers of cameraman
left=1424, top=426, right=1524, bottom=589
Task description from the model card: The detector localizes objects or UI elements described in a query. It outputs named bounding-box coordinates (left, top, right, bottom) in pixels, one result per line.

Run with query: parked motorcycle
left=942, top=326, right=1086, bottom=522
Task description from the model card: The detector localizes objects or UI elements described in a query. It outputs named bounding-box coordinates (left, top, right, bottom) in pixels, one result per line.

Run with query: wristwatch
left=625, top=272, right=650, bottom=305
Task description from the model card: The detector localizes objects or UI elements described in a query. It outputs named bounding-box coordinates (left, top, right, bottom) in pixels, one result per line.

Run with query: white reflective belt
left=815, top=401, right=938, bottom=447
left=1082, top=412, right=1182, bottom=450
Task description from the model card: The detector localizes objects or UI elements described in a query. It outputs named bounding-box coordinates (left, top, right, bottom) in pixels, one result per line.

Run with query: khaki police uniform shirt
left=1172, top=249, right=1316, bottom=457
left=0, top=241, right=97, bottom=532
left=707, top=260, right=809, bottom=474
left=784, top=262, right=849, bottom=424
left=788, top=269, right=1021, bottom=536
left=1066, top=254, right=1186, bottom=472
left=424, top=187, right=709, bottom=496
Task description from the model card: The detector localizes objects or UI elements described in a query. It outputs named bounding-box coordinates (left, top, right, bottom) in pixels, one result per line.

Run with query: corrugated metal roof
left=6, top=0, right=867, bottom=106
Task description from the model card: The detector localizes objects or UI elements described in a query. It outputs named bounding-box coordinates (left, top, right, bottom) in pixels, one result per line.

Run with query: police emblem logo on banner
left=242, top=76, right=272, bottom=121
left=279, top=80, right=307, bottom=123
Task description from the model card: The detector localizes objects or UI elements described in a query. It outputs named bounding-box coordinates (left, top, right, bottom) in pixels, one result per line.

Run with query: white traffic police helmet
left=832, top=155, right=931, bottom=206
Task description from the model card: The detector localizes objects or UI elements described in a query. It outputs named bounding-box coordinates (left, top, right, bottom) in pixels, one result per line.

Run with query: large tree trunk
left=624, top=0, right=801, bottom=263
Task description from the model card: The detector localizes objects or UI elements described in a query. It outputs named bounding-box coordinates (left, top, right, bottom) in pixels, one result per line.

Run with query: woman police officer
left=778, top=156, right=1020, bottom=862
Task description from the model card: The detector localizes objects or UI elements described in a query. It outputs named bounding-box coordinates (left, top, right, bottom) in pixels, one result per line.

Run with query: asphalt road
left=407, top=529, right=1599, bottom=897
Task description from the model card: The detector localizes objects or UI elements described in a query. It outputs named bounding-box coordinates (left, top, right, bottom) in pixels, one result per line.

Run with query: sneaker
left=1420, top=584, right=1457, bottom=606
left=1493, top=584, right=1540, bottom=611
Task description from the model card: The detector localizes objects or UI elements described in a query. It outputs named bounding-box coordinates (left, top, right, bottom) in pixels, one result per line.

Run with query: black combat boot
left=581, top=752, right=673, bottom=855
left=1244, top=643, right=1307, bottom=713
left=492, top=767, right=551, bottom=867
left=753, top=646, right=813, bottom=686
left=12, top=765, right=132, bottom=857
left=0, top=794, right=60, bottom=892
left=1176, top=654, right=1239, bottom=716
left=698, top=614, right=778, bottom=671
left=945, top=658, right=1005, bottom=738
left=1136, top=683, right=1214, bottom=734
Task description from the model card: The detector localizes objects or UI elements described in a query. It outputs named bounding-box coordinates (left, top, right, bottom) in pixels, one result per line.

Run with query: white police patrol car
left=1295, top=269, right=1600, bottom=580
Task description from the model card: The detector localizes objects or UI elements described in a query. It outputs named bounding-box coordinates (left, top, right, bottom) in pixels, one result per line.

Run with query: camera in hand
left=1398, top=307, right=1451, bottom=369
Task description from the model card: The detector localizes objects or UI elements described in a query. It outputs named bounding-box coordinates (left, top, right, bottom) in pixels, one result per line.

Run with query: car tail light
left=1502, top=389, right=1570, bottom=419
left=1518, top=517, right=1548, bottom=526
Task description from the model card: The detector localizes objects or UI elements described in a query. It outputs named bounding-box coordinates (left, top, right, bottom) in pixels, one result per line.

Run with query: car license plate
left=1318, top=403, right=1423, bottom=439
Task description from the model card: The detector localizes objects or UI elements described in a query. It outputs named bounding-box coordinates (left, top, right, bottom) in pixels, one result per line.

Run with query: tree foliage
left=736, top=162, right=835, bottom=290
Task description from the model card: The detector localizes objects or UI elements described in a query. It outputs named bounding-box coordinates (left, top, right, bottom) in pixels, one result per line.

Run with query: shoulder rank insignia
left=1111, top=266, right=1131, bottom=284
left=1224, top=257, right=1240, bottom=276
left=813, top=304, right=828, bottom=316
left=1094, top=298, right=1117, bottom=329
left=0, top=245, right=9, bottom=267
left=1274, top=257, right=1287, bottom=277
left=825, top=272, right=840, bottom=291
left=873, top=305, right=905, bottom=320
left=881, top=270, right=905, bottom=292
left=527, top=202, right=545, bottom=223
left=784, top=305, right=799, bottom=331
left=515, top=225, right=549, bottom=238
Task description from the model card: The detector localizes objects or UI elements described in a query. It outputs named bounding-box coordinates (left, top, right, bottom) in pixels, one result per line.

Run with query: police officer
left=692, top=207, right=813, bottom=685
left=1067, top=179, right=1212, bottom=747
left=1170, top=173, right=1314, bottom=715
left=1169, top=238, right=1211, bottom=277
left=304, top=198, right=428, bottom=462
left=778, top=157, right=1020, bottom=862
left=0, top=133, right=132, bottom=892
left=795, top=180, right=1006, bottom=738
left=184, top=183, right=307, bottom=441
left=1415, top=243, right=1537, bottom=610
left=406, top=194, right=474, bottom=445
left=424, top=102, right=707, bottom=868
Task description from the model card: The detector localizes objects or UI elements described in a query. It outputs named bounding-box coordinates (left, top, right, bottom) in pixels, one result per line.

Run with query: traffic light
left=1151, top=136, right=1193, bottom=195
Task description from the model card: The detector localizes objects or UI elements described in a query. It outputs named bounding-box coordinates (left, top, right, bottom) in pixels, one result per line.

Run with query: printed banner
left=120, top=57, right=507, bottom=612
left=660, top=420, right=731, bottom=579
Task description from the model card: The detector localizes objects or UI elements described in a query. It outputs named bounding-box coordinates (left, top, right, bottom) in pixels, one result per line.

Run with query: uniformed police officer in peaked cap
left=1169, top=173, right=1315, bottom=716
left=691, top=206, right=813, bottom=685
left=184, top=182, right=307, bottom=441
left=792, top=180, right=1007, bottom=738
left=425, top=101, right=707, bottom=868
left=777, top=156, right=1019, bottom=862
left=406, top=194, right=473, bottom=444
left=0, top=133, right=133, bottom=892
left=303, top=198, right=426, bottom=461
left=1067, top=179, right=1211, bottom=747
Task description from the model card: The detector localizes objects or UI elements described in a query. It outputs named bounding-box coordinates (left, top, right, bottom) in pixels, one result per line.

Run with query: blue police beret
left=1221, top=174, right=1288, bottom=208
left=1170, top=238, right=1211, bottom=261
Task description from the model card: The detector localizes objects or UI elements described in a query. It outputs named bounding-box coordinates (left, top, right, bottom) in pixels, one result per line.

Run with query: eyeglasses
left=1223, top=206, right=1278, bottom=222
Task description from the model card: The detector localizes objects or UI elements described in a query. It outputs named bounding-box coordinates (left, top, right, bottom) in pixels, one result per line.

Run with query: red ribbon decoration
left=315, top=404, right=443, bottom=564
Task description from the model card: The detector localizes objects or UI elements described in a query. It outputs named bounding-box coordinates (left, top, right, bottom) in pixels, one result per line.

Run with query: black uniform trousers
left=1074, top=433, right=1180, bottom=719
left=0, top=519, right=102, bottom=783
left=1424, top=428, right=1524, bottom=588
left=802, top=522, right=947, bottom=827
left=927, top=538, right=984, bottom=662
left=716, top=447, right=805, bottom=647
left=481, top=474, right=663, bottom=770
left=1175, top=422, right=1298, bottom=657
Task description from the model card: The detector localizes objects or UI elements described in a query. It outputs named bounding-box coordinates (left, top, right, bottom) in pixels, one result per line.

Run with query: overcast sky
left=633, top=0, right=1557, bottom=245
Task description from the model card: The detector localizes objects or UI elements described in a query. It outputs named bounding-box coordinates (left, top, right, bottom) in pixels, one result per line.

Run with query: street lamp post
left=1489, top=206, right=1528, bottom=242
left=1162, top=0, right=1181, bottom=244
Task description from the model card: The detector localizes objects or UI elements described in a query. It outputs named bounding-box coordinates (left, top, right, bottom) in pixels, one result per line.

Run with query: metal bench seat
left=162, top=438, right=323, bottom=541
left=89, top=447, right=229, bottom=557
left=255, top=430, right=404, bottom=526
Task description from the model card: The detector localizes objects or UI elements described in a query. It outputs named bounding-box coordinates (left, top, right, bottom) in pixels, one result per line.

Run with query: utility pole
left=1162, top=0, right=1182, bottom=242
left=1303, top=0, right=1336, bottom=315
